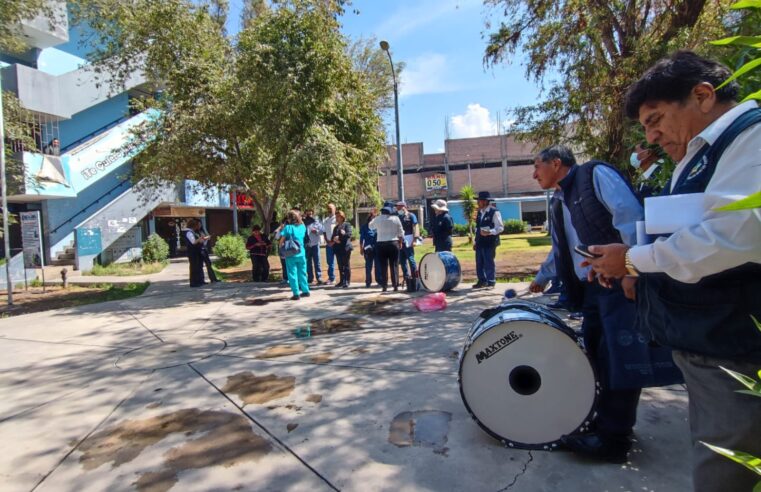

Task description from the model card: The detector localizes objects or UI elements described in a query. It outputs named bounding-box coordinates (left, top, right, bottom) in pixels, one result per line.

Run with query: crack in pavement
left=187, top=362, right=340, bottom=491
left=497, top=451, right=533, bottom=491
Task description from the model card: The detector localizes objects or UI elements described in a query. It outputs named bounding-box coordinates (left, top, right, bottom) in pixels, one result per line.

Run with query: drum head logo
left=476, top=331, right=523, bottom=364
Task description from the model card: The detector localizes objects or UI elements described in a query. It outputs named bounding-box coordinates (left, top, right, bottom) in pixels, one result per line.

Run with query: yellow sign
left=425, top=174, right=448, bottom=192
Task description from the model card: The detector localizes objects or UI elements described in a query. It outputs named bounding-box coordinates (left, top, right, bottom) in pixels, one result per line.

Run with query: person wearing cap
left=395, top=201, right=420, bottom=281
left=370, top=206, right=405, bottom=292
left=472, top=191, right=504, bottom=289
left=430, top=199, right=454, bottom=252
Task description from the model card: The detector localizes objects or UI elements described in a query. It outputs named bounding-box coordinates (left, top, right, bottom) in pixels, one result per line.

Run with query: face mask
left=629, top=152, right=642, bottom=169
left=398, top=210, right=405, bottom=216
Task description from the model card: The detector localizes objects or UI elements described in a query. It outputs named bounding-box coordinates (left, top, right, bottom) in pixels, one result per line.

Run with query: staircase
left=50, top=241, right=76, bottom=266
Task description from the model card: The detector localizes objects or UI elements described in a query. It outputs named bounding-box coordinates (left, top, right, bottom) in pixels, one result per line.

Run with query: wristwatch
left=625, top=248, right=639, bottom=277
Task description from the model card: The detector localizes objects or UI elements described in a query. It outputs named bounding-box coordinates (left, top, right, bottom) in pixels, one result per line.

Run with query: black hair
left=537, top=145, right=576, bottom=167
left=252, top=224, right=261, bottom=231
left=625, top=50, right=739, bottom=120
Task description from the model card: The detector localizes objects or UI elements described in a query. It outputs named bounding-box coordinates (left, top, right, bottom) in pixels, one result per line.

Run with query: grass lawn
left=84, top=261, right=167, bottom=276
left=217, top=232, right=552, bottom=284
left=0, top=282, right=150, bottom=317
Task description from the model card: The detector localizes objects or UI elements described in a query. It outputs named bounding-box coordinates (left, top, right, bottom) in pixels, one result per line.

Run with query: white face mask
left=629, top=152, right=642, bottom=169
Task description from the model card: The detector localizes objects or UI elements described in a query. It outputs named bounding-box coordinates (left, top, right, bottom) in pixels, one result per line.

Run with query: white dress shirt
left=322, top=215, right=336, bottom=243
left=629, top=100, right=761, bottom=283
left=370, top=214, right=404, bottom=242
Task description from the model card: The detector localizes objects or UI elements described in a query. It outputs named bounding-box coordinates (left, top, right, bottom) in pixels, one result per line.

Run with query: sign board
left=152, top=205, right=205, bottom=218
left=20, top=211, right=44, bottom=268
left=425, top=174, right=448, bottom=192
left=76, top=227, right=103, bottom=256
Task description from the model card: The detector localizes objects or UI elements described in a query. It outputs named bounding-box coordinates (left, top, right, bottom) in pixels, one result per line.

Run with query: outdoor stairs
left=50, top=243, right=76, bottom=267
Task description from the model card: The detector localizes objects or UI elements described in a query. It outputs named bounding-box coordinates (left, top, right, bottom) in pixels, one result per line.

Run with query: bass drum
left=459, top=300, right=598, bottom=450
left=419, top=252, right=461, bottom=292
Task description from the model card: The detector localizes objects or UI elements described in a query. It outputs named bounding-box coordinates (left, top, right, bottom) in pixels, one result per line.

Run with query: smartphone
left=574, top=244, right=602, bottom=259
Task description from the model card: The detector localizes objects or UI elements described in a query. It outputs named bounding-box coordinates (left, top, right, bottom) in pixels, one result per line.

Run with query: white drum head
left=460, top=319, right=596, bottom=448
left=420, top=254, right=445, bottom=291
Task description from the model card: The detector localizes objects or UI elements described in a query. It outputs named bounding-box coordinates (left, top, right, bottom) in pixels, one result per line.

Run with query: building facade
left=377, top=135, right=549, bottom=229
left=0, top=5, right=246, bottom=283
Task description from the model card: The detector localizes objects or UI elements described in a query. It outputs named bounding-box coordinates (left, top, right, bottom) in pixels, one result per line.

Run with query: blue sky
left=341, top=0, right=542, bottom=152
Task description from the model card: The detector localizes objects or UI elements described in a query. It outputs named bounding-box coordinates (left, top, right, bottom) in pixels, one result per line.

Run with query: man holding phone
left=531, top=144, right=644, bottom=463
left=472, top=191, right=504, bottom=289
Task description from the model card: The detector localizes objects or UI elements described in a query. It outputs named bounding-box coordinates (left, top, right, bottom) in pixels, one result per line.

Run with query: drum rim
left=458, top=311, right=600, bottom=450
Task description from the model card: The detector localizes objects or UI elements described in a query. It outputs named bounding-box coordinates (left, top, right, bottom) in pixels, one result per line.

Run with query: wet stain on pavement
left=350, top=347, right=370, bottom=354
left=305, top=352, right=333, bottom=364
left=255, top=344, right=306, bottom=359
left=348, top=296, right=403, bottom=316
left=287, top=423, right=299, bottom=433
left=247, top=297, right=284, bottom=306
left=222, top=372, right=296, bottom=405
left=305, top=394, right=322, bottom=404
left=309, top=318, right=363, bottom=336
left=388, top=410, right=452, bottom=454
left=78, top=409, right=272, bottom=492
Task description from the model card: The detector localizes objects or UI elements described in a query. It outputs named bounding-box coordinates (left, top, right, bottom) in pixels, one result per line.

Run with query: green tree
left=71, top=0, right=386, bottom=233
left=710, top=0, right=761, bottom=101
left=0, top=0, right=54, bottom=53
left=483, top=0, right=735, bottom=165
left=459, top=185, right=477, bottom=244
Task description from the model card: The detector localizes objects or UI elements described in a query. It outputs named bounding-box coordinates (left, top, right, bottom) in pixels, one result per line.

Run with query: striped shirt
left=370, top=215, right=404, bottom=242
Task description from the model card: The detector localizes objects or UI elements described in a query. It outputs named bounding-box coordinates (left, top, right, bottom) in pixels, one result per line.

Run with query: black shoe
left=560, top=432, right=631, bottom=464
left=366, top=284, right=371, bottom=288
left=393, top=286, right=399, bottom=292
left=382, top=286, right=388, bottom=292
left=301, top=292, right=310, bottom=297
left=472, top=282, right=485, bottom=289
left=290, top=295, right=300, bottom=301
left=317, top=280, right=327, bottom=285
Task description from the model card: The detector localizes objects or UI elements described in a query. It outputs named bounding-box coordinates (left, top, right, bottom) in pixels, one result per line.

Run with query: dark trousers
left=581, top=281, right=641, bottom=437
left=364, top=247, right=381, bottom=286
left=251, top=255, right=269, bottom=282
left=334, top=246, right=352, bottom=286
left=399, top=245, right=416, bottom=278
left=188, top=251, right=205, bottom=287
left=200, top=250, right=218, bottom=282
left=377, top=241, right=400, bottom=288
left=475, top=245, right=497, bottom=284
left=434, top=238, right=452, bottom=252
left=305, top=244, right=322, bottom=283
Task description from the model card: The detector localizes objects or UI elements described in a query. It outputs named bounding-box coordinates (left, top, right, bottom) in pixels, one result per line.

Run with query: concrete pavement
left=0, top=276, right=692, bottom=491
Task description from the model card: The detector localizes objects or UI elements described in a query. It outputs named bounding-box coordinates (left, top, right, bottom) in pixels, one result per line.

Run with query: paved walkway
left=0, top=276, right=691, bottom=491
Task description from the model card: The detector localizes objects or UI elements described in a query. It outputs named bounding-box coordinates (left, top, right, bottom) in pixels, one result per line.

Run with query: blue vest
left=551, top=162, right=634, bottom=305
left=637, top=108, right=761, bottom=362
left=475, top=207, right=499, bottom=248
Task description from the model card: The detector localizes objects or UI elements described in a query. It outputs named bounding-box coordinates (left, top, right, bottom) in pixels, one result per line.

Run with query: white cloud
left=450, top=104, right=498, bottom=139
left=374, top=0, right=480, bottom=40
left=399, top=53, right=459, bottom=97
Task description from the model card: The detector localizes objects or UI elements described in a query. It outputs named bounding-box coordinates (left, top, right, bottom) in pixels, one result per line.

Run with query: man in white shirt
left=586, top=51, right=761, bottom=492
left=322, top=203, right=337, bottom=284
left=370, top=206, right=405, bottom=292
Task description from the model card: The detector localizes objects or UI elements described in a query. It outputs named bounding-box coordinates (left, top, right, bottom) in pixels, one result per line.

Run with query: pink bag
left=411, top=292, right=447, bottom=312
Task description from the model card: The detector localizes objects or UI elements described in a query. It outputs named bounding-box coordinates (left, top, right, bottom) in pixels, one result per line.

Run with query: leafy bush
left=238, top=227, right=252, bottom=240
left=142, top=233, right=169, bottom=263
left=212, top=233, right=248, bottom=268
left=503, top=219, right=529, bottom=234
left=453, top=224, right=470, bottom=236
left=419, top=226, right=428, bottom=237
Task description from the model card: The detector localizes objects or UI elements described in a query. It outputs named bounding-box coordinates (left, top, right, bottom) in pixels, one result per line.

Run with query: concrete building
left=0, top=4, right=248, bottom=284
left=377, top=135, right=549, bottom=229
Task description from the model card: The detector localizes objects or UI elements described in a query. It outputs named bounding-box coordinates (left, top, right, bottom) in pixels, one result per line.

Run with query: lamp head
left=380, top=40, right=390, bottom=51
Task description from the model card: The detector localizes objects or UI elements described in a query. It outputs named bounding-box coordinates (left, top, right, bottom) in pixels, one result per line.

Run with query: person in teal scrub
left=280, top=209, right=310, bottom=300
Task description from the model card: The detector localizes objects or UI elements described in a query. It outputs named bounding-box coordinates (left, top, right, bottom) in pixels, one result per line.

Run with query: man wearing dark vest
left=587, top=51, right=761, bottom=492
left=472, top=191, right=504, bottom=289
left=532, top=144, right=645, bottom=463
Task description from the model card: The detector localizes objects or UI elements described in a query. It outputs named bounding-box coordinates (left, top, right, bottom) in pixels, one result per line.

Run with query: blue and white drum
left=419, top=252, right=461, bottom=292
left=459, top=300, right=598, bottom=450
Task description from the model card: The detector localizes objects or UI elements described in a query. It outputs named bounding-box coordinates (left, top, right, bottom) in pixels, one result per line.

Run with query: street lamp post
left=380, top=40, right=404, bottom=203
left=0, top=77, right=13, bottom=305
